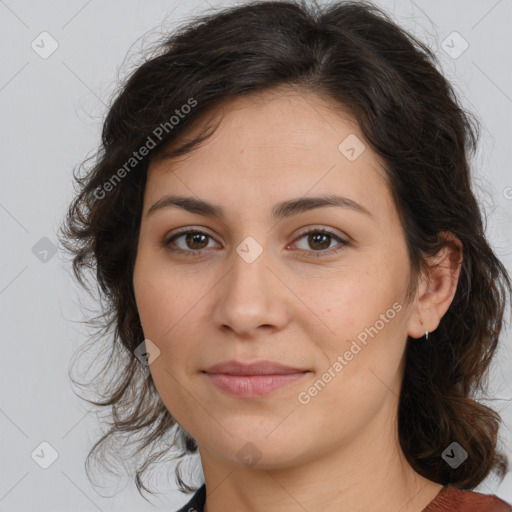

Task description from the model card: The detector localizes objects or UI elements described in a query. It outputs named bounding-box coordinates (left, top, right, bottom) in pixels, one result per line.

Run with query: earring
left=419, top=318, right=428, bottom=340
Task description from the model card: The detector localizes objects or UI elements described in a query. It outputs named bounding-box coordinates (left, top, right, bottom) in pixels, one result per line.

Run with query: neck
left=199, top=406, right=442, bottom=512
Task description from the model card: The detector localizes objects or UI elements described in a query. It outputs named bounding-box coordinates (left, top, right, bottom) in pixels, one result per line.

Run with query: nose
left=211, top=244, right=292, bottom=339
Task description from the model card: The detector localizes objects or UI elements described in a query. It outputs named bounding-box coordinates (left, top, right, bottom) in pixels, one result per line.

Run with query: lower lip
left=204, top=372, right=309, bottom=397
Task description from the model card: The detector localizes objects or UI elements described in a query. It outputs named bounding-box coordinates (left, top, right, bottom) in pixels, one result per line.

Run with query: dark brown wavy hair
left=58, top=0, right=512, bottom=501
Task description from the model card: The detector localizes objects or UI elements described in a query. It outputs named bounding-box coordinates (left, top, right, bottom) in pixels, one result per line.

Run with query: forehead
left=145, top=87, right=394, bottom=222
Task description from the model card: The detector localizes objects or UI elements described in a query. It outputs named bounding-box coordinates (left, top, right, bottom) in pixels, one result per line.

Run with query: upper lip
left=203, top=360, right=308, bottom=375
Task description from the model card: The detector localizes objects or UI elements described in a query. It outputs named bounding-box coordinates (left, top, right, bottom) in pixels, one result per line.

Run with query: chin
left=203, top=431, right=310, bottom=469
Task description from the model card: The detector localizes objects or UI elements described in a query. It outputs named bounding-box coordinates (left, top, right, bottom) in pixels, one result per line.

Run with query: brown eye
left=291, top=228, right=348, bottom=258
left=164, top=227, right=348, bottom=259
left=164, top=229, right=220, bottom=256
left=306, top=232, right=331, bottom=251
left=182, top=232, right=209, bottom=250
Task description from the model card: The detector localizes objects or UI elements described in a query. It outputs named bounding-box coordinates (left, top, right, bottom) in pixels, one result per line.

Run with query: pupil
left=187, top=233, right=208, bottom=249
left=310, top=233, right=329, bottom=250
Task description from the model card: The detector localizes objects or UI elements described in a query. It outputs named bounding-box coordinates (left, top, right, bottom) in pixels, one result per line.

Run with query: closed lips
left=203, top=360, right=308, bottom=375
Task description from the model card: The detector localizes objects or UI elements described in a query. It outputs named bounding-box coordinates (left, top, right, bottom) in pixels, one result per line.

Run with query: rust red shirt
left=422, top=485, right=512, bottom=511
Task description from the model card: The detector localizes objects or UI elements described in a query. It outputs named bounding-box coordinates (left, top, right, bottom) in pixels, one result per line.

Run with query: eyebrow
left=147, top=193, right=373, bottom=221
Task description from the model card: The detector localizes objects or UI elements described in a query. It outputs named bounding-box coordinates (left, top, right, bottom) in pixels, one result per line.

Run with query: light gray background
left=1, top=0, right=511, bottom=510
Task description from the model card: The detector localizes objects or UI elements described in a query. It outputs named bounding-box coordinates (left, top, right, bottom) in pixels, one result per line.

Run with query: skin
left=133, top=86, right=462, bottom=512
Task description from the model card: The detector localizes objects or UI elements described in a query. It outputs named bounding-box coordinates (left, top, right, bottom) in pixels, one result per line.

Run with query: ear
left=407, top=232, right=463, bottom=339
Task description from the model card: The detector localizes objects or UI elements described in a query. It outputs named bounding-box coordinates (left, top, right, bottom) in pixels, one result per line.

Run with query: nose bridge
left=212, top=236, right=289, bottom=335
left=226, top=238, right=272, bottom=312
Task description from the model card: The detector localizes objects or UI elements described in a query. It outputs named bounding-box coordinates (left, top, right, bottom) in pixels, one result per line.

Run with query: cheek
left=133, top=252, right=206, bottom=410
left=303, top=260, right=401, bottom=340
left=299, top=307, right=406, bottom=443
left=134, top=250, right=200, bottom=334
left=300, top=262, right=407, bottom=397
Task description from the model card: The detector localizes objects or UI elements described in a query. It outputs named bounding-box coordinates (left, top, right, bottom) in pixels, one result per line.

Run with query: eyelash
left=163, top=227, right=348, bottom=259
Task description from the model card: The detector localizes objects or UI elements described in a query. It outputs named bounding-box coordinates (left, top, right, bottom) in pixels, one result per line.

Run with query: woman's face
left=133, top=87, right=420, bottom=469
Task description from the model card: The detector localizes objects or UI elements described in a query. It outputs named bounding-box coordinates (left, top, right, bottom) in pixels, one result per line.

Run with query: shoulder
left=423, top=485, right=512, bottom=512
left=173, top=484, right=206, bottom=512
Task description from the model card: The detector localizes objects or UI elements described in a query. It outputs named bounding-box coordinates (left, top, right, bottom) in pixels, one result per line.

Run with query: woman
left=59, top=1, right=512, bottom=510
